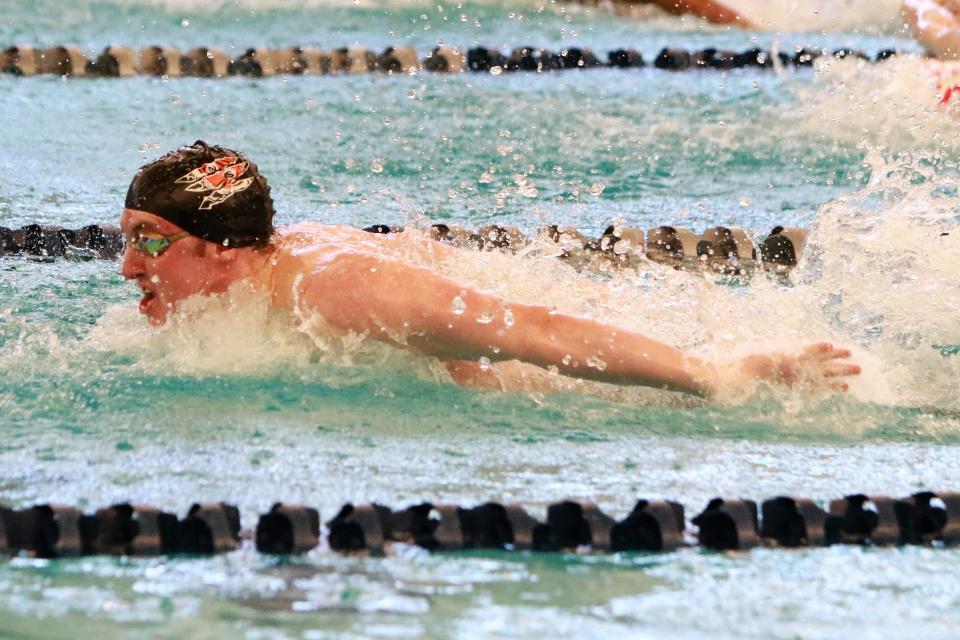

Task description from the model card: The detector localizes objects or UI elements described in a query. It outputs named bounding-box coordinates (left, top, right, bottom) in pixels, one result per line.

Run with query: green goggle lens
left=136, top=236, right=171, bottom=257
left=131, top=231, right=189, bottom=257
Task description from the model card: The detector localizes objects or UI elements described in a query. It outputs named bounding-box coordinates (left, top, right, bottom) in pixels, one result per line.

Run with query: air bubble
left=452, top=296, right=466, bottom=315
left=477, top=312, right=494, bottom=324
left=588, top=183, right=606, bottom=196
left=503, top=309, right=515, bottom=327
left=371, top=160, right=384, bottom=174
left=478, top=357, right=492, bottom=371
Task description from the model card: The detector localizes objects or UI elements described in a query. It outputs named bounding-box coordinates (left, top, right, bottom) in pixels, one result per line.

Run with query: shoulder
left=267, top=225, right=383, bottom=308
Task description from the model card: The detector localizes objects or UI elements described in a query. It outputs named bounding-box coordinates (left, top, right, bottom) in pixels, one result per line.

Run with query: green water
left=2, top=1, right=960, bottom=638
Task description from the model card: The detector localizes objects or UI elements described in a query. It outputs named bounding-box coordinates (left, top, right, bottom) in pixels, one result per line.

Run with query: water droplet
left=588, top=183, right=605, bottom=196
left=478, top=357, right=492, bottom=371
left=586, top=355, right=608, bottom=371
left=452, top=296, right=466, bottom=315
left=476, top=312, right=494, bottom=324
left=150, top=275, right=160, bottom=284
left=180, top=18, right=190, bottom=27
left=170, top=93, right=183, bottom=105
left=478, top=172, right=493, bottom=184
left=503, top=309, right=515, bottom=327
left=137, top=142, right=151, bottom=152
left=371, top=160, right=384, bottom=173
left=739, top=196, right=751, bottom=207
left=561, top=354, right=573, bottom=366
left=490, top=66, right=503, bottom=76
left=519, top=186, right=539, bottom=198
left=407, top=90, right=417, bottom=99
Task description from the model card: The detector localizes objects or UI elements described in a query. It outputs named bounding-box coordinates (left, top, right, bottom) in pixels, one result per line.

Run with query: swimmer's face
left=120, top=209, right=238, bottom=325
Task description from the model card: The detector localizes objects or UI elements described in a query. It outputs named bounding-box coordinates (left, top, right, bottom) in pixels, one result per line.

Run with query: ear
left=213, top=244, right=239, bottom=263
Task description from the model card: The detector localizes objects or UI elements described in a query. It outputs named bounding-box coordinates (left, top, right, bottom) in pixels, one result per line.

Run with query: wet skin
left=904, top=0, right=960, bottom=58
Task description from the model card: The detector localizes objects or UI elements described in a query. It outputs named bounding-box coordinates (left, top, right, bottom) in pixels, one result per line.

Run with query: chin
left=142, top=299, right=172, bottom=326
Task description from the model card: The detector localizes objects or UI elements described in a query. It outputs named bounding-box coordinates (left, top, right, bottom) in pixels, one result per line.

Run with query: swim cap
left=124, top=140, right=275, bottom=247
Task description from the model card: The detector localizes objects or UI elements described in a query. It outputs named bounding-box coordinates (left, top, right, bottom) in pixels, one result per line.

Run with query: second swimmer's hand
left=730, top=342, right=862, bottom=395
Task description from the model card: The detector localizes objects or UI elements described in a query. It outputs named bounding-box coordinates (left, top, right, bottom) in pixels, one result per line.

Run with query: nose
left=121, top=245, right=145, bottom=280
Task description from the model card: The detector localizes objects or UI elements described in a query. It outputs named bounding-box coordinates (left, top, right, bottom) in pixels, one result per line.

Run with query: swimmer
left=903, top=0, right=960, bottom=57
left=120, top=141, right=859, bottom=398
left=642, top=0, right=755, bottom=28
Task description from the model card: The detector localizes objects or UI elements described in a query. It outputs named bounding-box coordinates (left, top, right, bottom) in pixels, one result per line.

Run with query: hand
left=734, top=342, right=862, bottom=393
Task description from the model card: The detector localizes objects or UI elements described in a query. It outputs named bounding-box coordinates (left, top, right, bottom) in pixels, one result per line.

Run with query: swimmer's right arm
left=291, top=253, right=859, bottom=396
left=904, top=0, right=960, bottom=58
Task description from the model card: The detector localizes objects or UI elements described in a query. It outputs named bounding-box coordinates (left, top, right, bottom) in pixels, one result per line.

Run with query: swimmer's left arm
left=295, top=251, right=712, bottom=393
left=295, top=252, right=860, bottom=396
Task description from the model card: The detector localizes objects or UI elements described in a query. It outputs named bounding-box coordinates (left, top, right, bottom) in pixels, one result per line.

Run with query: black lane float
left=0, top=222, right=808, bottom=274
left=1, top=493, right=959, bottom=558
left=1, top=44, right=903, bottom=78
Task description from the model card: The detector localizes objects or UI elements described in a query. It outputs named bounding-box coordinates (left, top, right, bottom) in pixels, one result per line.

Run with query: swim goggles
left=130, top=230, right=191, bottom=257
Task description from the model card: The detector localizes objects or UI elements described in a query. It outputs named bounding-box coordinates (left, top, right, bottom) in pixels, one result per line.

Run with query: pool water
left=2, top=0, right=960, bottom=638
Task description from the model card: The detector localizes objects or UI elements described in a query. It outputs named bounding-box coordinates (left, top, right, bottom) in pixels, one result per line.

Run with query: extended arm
left=904, top=0, right=960, bottom=58
left=295, top=252, right=859, bottom=397
left=645, top=0, right=755, bottom=28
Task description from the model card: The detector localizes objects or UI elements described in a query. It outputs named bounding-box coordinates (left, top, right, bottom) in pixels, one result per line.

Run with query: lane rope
left=0, top=44, right=903, bottom=78
left=0, top=222, right=807, bottom=273
left=1, top=492, right=955, bottom=557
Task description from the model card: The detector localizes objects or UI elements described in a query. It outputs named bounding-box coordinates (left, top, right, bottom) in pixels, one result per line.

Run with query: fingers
left=827, top=380, right=849, bottom=393
left=803, top=342, right=834, bottom=356
left=822, top=362, right=861, bottom=378
left=803, top=343, right=852, bottom=361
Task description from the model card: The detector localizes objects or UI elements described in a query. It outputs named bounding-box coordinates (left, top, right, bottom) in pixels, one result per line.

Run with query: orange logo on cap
left=176, top=156, right=254, bottom=210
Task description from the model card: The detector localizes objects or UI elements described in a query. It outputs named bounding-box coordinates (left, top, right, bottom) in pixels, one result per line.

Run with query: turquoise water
left=3, top=1, right=960, bottom=638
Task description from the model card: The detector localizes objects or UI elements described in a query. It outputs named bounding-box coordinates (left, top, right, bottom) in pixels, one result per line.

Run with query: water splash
left=726, top=0, right=903, bottom=32
left=788, top=56, right=960, bottom=152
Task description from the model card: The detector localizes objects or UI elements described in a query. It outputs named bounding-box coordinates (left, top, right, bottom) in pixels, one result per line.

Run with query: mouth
left=138, top=286, right=157, bottom=314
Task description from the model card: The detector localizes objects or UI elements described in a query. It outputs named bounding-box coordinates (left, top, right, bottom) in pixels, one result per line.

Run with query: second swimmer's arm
left=647, top=0, right=755, bottom=28
left=904, top=0, right=960, bottom=58
left=295, top=252, right=717, bottom=395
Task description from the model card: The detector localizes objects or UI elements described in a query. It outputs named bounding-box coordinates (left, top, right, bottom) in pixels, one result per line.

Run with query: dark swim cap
left=124, top=140, right=275, bottom=247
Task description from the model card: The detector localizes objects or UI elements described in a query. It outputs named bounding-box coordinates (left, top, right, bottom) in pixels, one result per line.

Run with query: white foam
left=788, top=56, right=960, bottom=152
left=725, top=0, right=903, bottom=32
left=87, top=283, right=447, bottom=383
